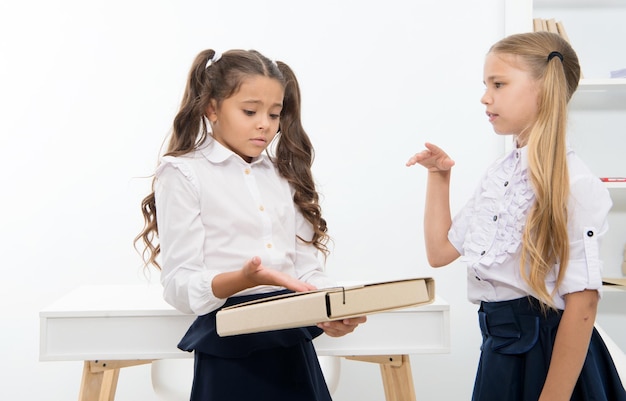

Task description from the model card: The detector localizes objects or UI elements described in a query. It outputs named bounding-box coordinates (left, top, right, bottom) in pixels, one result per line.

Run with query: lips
left=486, top=111, right=498, bottom=123
left=250, top=137, right=267, bottom=144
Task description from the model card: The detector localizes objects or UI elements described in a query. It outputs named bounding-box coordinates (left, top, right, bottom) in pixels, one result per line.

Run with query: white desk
left=40, top=284, right=450, bottom=401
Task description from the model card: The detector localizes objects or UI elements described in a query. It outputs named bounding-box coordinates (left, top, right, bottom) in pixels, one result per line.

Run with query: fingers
left=286, top=279, right=317, bottom=293
left=406, top=142, right=456, bottom=171
left=274, top=271, right=317, bottom=293
left=245, top=256, right=262, bottom=269
left=242, top=256, right=319, bottom=293
left=317, top=316, right=367, bottom=338
left=406, top=142, right=440, bottom=167
left=405, top=150, right=430, bottom=166
left=424, top=142, right=442, bottom=153
left=347, top=316, right=367, bottom=325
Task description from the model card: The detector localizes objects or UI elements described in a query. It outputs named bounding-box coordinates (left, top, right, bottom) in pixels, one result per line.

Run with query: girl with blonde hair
left=407, top=32, right=626, bottom=400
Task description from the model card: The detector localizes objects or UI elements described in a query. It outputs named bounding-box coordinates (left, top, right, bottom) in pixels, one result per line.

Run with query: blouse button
left=504, top=181, right=509, bottom=187
left=259, top=205, right=265, bottom=211
left=493, top=215, right=498, bottom=221
left=587, top=230, right=594, bottom=237
left=244, top=169, right=251, bottom=175
left=266, top=243, right=273, bottom=248
left=480, top=250, right=486, bottom=256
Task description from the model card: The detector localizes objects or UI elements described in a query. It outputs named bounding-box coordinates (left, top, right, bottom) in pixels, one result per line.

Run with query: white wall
left=0, top=1, right=506, bottom=400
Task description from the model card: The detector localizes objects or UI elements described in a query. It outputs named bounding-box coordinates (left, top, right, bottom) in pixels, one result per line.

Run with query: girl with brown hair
left=135, top=48, right=365, bottom=401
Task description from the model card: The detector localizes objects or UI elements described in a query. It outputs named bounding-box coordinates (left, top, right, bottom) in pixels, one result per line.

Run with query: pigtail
left=492, top=32, right=580, bottom=309
left=523, top=56, right=571, bottom=309
left=134, top=190, right=160, bottom=269
left=274, top=61, right=330, bottom=258
left=134, top=49, right=218, bottom=270
left=168, top=49, right=217, bottom=155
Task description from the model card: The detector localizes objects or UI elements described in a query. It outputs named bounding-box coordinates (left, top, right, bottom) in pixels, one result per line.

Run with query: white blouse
left=448, top=146, right=612, bottom=309
left=154, top=138, right=335, bottom=315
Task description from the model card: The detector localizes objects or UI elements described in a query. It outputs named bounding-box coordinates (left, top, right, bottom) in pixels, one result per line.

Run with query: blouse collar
left=200, top=136, right=272, bottom=167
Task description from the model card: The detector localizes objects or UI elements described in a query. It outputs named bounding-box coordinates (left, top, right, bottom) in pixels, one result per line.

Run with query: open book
left=216, top=277, right=435, bottom=337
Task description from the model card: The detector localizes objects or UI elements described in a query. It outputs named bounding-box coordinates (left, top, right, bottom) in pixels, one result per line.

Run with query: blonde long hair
left=489, top=32, right=581, bottom=308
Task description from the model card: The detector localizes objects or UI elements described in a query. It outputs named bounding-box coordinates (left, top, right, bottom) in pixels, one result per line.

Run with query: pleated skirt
left=177, top=290, right=333, bottom=401
left=472, top=296, right=626, bottom=401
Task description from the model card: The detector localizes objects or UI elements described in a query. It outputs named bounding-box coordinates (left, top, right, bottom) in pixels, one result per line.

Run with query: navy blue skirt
left=473, top=296, right=626, bottom=401
left=178, top=290, right=332, bottom=401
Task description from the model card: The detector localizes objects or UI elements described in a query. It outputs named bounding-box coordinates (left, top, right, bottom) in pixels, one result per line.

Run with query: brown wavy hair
left=134, top=49, right=329, bottom=269
left=489, top=32, right=581, bottom=309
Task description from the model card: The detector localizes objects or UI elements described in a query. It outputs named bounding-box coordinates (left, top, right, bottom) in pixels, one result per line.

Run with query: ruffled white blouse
left=448, top=146, right=612, bottom=309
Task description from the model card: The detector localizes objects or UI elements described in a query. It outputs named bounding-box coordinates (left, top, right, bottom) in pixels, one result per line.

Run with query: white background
left=1, top=1, right=513, bottom=399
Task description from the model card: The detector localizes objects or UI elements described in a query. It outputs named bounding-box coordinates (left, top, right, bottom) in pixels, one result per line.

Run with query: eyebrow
left=485, top=75, right=502, bottom=82
left=483, top=75, right=505, bottom=84
left=241, top=99, right=283, bottom=108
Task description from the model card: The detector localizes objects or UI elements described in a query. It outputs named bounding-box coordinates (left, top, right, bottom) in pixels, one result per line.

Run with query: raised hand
left=406, top=142, right=455, bottom=172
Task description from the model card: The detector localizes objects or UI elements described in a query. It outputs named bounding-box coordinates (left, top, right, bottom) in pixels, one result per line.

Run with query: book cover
left=546, top=18, right=559, bottom=34
left=600, top=177, right=626, bottom=182
left=603, top=278, right=626, bottom=288
left=216, top=277, right=435, bottom=337
left=556, top=21, right=571, bottom=44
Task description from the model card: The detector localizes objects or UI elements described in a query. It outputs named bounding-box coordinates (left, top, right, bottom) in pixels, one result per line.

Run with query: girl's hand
left=242, top=256, right=317, bottom=292
left=317, top=316, right=367, bottom=337
left=406, top=142, right=455, bottom=172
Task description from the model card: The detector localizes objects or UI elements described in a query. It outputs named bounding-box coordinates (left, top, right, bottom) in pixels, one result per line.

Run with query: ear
left=206, top=99, right=218, bottom=123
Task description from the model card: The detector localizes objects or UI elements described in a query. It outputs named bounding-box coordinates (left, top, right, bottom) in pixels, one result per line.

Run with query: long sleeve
left=155, top=160, right=225, bottom=315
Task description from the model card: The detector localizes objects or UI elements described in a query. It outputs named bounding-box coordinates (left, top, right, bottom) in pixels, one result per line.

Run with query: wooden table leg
left=346, top=354, right=416, bottom=401
left=78, top=360, right=154, bottom=401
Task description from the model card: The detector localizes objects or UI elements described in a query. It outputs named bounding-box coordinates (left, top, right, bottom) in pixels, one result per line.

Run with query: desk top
left=40, top=284, right=184, bottom=317
left=40, top=284, right=450, bottom=361
left=40, top=284, right=449, bottom=316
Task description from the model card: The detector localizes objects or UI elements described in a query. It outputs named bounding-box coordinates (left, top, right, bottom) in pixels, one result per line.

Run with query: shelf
left=578, top=78, right=626, bottom=92
left=535, top=0, right=626, bottom=8
left=606, top=182, right=626, bottom=190
left=570, top=78, right=626, bottom=110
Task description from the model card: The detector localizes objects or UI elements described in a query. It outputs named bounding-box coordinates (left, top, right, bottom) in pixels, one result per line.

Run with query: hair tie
left=547, top=51, right=563, bottom=62
left=205, top=51, right=222, bottom=69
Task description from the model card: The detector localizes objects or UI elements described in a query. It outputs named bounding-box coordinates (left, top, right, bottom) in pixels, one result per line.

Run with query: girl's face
left=481, top=52, right=540, bottom=146
left=207, top=75, right=284, bottom=163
